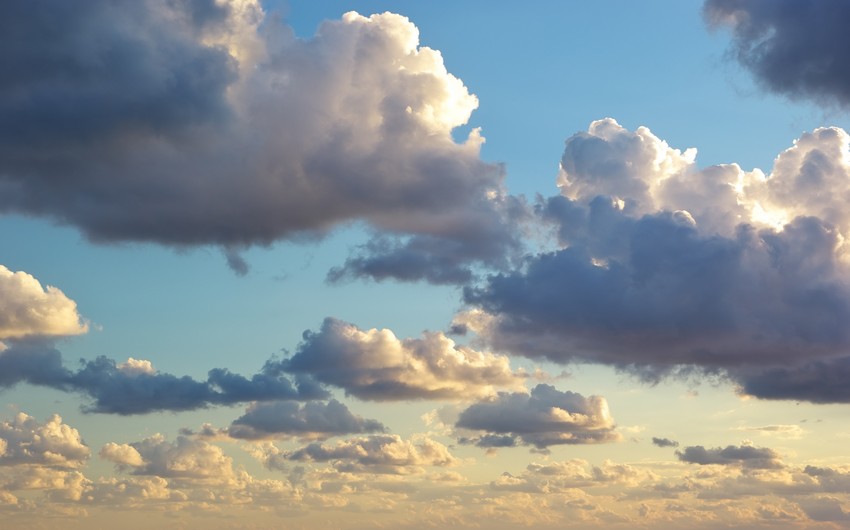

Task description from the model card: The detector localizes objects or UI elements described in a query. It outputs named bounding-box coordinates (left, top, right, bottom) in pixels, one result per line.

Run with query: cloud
left=285, top=318, right=525, bottom=401
left=100, top=434, right=235, bottom=482
left=226, top=399, right=386, bottom=440
left=705, top=0, right=850, bottom=107
left=455, top=384, right=620, bottom=450
left=491, top=459, right=653, bottom=493
left=734, top=425, right=805, bottom=440
left=676, top=444, right=784, bottom=469
left=0, top=413, right=90, bottom=469
left=258, top=434, right=456, bottom=475
left=652, top=437, right=680, bottom=448
left=0, top=2, right=524, bottom=281
left=0, top=265, right=87, bottom=342
left=458, top=119, right=850, bottom=402
left=0, top=344, right=327, bottom=414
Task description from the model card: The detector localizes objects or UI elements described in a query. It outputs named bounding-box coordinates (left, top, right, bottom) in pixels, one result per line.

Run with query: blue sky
left=3, top=1, right=850, bottom=528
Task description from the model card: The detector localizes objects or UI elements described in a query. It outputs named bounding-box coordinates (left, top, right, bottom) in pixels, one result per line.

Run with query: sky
left=3, top=0, right=850, bottom=528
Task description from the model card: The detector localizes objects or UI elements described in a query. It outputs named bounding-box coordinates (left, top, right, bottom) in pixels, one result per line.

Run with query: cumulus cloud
left=226, top=399, right=386, bottom=440
left=652, top=437, right=680, bottom=448
left=257, top=434, right=456, bottom=475
left=455, top=384, right=620, bottom=450
left=459, top=119, right=850, bottom=402
left=0, top=265, right=87, bottom=342
left=705, top=0, right=850, bottom=107
left=0, top=344, right=326, bottom=414
left=0, top=413, right=90, bottom=469
left=676, top=444, right=784, bottom=469
left=285, top=318, right=525, bottom=401
left=0, top=2, right=524, bottom=281
left=100, top=434, right=235, bottom=482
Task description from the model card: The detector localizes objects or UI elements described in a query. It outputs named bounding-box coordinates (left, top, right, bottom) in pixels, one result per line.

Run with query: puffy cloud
left=0, top=265, right=87, bottom=342
left=652, top=437, right=680, bottom=448
left=101, top=434, right=235, bottom=482
left=271, top=434, right=456, bottom=475
left=285, top=318, right=525, bottom=401
left=456, top=384, right=620, bottom=450
left=705, top=0, right=850, bottom=107
left=227, top=399, right=386, bottom=440
left=0, top=413, right=90, bottom=469
left=0, top=344, right=327, bottom=414
left=0, top=2, right=523, bottom=280
left=99, top=443, right=144, bottom=468
left=459, top=120, right=850, bottom=402
left=676, top=444, right=784, bottom=469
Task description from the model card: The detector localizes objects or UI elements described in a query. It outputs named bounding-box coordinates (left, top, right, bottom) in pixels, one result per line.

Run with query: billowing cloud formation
left=459, top=119, right=850, bottom=402
left=285, top=318, right=525, bottom=401
left=676, top=444, right=784, bottom=469
left=0, top=344, right=326, bottom=414
left=227, top=399, right=386, bottom=440
left=0, top=413, right=90, bottom=469
left=0, top=265, right=87, bottom=342
left=705, top=0, right=850, bottom=107
left=0, top=1, right=523, bottom=280
left=456, top=384, right=619, bottom=449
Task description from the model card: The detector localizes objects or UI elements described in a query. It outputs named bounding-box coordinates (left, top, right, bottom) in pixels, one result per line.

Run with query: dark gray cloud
left=463, top=210, right=850, bottom=374
left=0, top=2, right=525, bottom=282
left=676, top=444, right=784, bottom=469
left=652, top=437, right=679, bottom=448
left=735, top=357, right=850, bottom=404
left=457, top=120, right=850, bottom=403
left=705, top=0, right=850, bottom=107
left=285, top=318, right=524, bottom=401
left=455, top=384, right=620, bottom=450
left=0, top=342, right=326, bottom=414
left=227, top=399, right=386, bottom=440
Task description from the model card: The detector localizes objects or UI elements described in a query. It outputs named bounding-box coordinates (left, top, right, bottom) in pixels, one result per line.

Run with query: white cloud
left=0, top=413, right=90, bottom=469
left=0, top=266, right=87, bottom=341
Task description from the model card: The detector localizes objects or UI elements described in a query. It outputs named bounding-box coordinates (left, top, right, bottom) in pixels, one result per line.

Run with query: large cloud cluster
left=705, top=0, right=850, bottom=107
left=286, top=318, right=525, bottom=401
left=459, top=119, right=850, bottom=402
left=0, top=1, right=524, bottom=280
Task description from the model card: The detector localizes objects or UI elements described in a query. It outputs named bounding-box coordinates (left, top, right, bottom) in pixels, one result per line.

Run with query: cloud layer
left=0, top=344, right=326, bottom=414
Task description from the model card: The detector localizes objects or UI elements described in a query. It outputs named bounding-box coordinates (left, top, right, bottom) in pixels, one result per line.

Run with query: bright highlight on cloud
left=0, top=0, right=524, bottom=279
